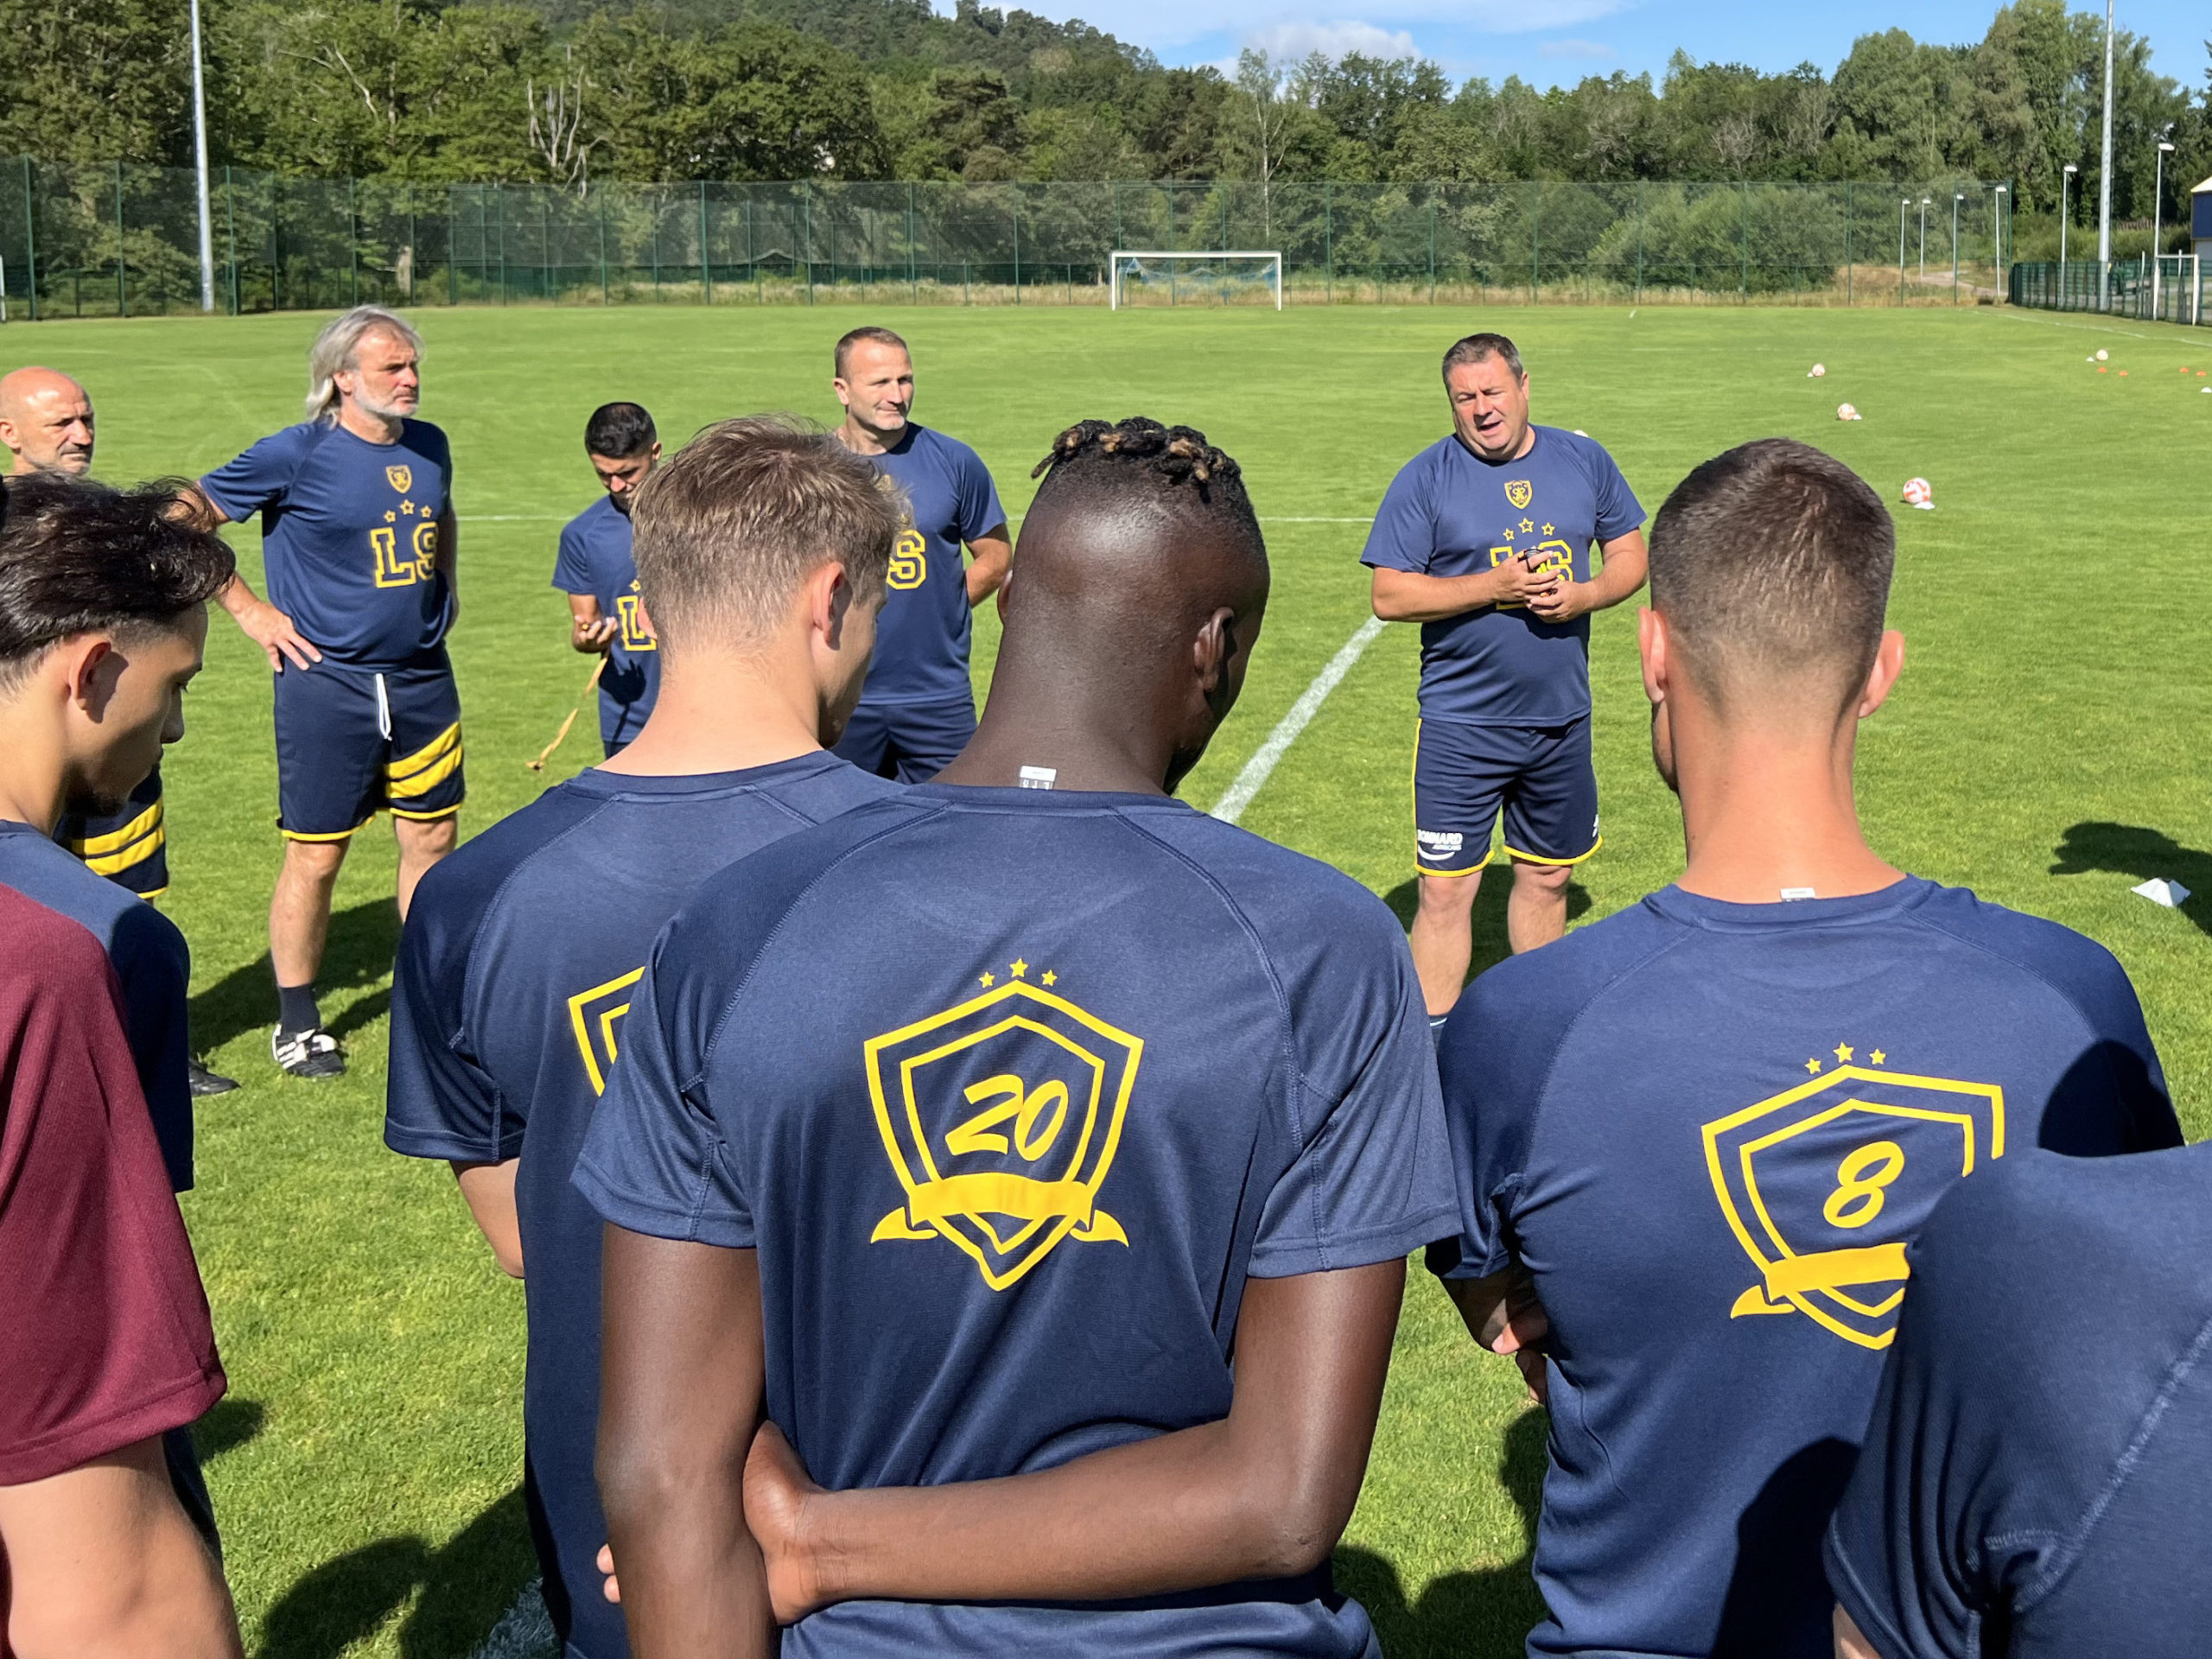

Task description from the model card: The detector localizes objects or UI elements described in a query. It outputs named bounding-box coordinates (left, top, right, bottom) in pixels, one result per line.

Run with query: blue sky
left=993, top=1, right=2209, bottom=92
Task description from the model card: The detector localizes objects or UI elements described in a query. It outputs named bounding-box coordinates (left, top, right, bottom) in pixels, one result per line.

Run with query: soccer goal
left=1109, top=251, right=1283, bottom=310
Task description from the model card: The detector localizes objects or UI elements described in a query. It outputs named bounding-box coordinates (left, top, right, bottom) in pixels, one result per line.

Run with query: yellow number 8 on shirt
left=887, top=530, right=927, bottom=591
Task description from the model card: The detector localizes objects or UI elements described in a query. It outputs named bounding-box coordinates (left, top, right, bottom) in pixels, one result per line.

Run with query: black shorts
left=273, top=652, right=465, bottom=840
left=55, top=766, right=168, bottom=896
left=1413, top=715, right=1601, bottom=876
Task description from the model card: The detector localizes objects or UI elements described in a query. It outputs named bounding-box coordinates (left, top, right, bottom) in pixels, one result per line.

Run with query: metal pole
left=2153, top=140, right=2174, bottom=319
left=1898, top=199, right=1907, bottom=305
left=114, top=162, right=127, bottom=318
left=188, top=0, right=214, bottom=311
left=22, top=157, right=38, bottom=321
left=1740, top=181, right=1749, bottom=300
left=1918, top=197, right=1929, bottom=281
left=224, top=166, right=238, bottom=314
left=698, top=181, right=712, bottom=302
left=908, top=181, right=917, bottom=302
left=1993, top=185, right=2006, bottom=302
left=1324, top=181, right=1332, bottom=303
left=348, top=175, right=359, bottom=306
left=1951, top=194, right=1961, bottom=302
left=1013, top=191, right=1020, bottom=304
left=1845, top=181, right=1853, bottom=305
left=598, top=188, right=609, bottom=305
left=2061, top=165, right=2075, bottom=300
left=1428, top=195, right=1435, bottom=302
left=2097, top=0, right=2114, bottom=307
left=1530, top=183, right=1540, bottom=302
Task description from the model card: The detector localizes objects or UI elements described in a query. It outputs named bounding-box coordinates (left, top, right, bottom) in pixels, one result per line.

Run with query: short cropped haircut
left=835, top=326, right=909, bottom=379
left=1648, top=438, right=1893, bottom=711
left=628, top=416, right=901, bottom=649
left=0, top=474, right=235, bottom=692
left=585, top=402, right=658, bottom=458
left=1441, top=332, right=1524, bottom=382
left=307, top=306, right=423, bottom=422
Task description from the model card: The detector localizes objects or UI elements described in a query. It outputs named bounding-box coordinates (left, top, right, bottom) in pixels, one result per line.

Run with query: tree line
left=3, top=0, right=2207, bottom=244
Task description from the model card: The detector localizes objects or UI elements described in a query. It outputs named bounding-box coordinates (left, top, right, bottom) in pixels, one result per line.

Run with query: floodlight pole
left=188, top=0, right=215, bottom=312
left=1952, top=194, right=1961, bottom=300
left=2097, top=0, right=2114, bottom=308
left=1918, top=197, right=1930, bottom=279
left=2153, top=137, right=2175, bottom=318
left=2061, top=163, right=2076, bottom=289
left=1899, top=199, right=1909, bottom=302
left=1993, top=185, right=2007, bottom=297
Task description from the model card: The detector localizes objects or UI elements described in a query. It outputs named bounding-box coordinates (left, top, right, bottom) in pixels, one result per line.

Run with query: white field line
left=1210, top=616, right=1387, bottom=825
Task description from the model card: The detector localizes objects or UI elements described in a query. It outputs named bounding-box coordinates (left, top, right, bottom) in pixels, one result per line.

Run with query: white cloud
left=1539, top=37, right=1615, bottom=58
left=1070, top=0, right=1627, bottom=51
left=1245, top=21, right=1421, bottom=62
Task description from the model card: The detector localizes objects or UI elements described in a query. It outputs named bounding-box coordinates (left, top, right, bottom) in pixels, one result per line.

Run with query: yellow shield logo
left=1505, top=480, right=1533, bottom=511
left=386, top=464, right=413, bottom=493
left=867, top=979, right=1139, bottom=1290
left=1702, top=1061, right=2005, bottom=1349
left=567, top=967, right=644, bottom=1096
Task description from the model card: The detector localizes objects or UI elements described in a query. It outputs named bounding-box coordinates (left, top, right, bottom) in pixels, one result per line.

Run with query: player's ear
left=61, top=635, right=122, bottom=718
left=1854, top=629, right=1905, bottom=721
left=1637, top=607, right=1669, bottom=707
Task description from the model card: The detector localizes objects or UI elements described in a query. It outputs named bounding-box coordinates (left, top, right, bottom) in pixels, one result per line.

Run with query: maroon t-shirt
left=0, top=886, right=225, bottom=1486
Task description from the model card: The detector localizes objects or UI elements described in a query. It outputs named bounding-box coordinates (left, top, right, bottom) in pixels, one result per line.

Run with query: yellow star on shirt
left=1870, top=1049, right=1886, bottom=1065
left=1009, top=959, right=1028, bottom=979
left=1519, top=517, right=1535, bottom=533
left=978, top=971, right=995, bottom=988
left=1541, top=522, right=1555, bottom=535
left=400, top=501, right=416, bottom=516
left=1041, top=969, right=1058, bottom=986
left=1805, top=1057, right=1822, bottom=1074
left=384, top=510, right=397, bottom=523
left=1834, top=1042, right=1854, bottom=1063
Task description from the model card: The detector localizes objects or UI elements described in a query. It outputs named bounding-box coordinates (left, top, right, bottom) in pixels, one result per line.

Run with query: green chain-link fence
left=0, top=159, right=2015, bottom=319
left=2010, top=257, right=2208, bottom=326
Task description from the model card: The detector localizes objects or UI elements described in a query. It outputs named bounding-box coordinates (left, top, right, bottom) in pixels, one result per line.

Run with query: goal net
left=1109, top=251, right=1283, bottom=310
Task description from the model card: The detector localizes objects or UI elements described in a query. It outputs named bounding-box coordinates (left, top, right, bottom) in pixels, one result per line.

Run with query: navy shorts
left=1413, top=715, right=1600, bottom=875
left=55, top=765, right=169, bottom=896
left=274, top=652, right=465, bottom=840
left=833, top=694, right=976, bottom=784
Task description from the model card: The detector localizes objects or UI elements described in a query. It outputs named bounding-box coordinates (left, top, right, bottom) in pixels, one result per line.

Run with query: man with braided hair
left=580, top=416, right=1452, bottom=1658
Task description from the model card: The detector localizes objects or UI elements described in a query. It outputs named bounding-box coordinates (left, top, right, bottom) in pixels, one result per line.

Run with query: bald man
left=580, top=417, right=1451, bottom=1658
left=0, top=365, right=97, bottom=476
left=1, top=368, right=229, bottom=1092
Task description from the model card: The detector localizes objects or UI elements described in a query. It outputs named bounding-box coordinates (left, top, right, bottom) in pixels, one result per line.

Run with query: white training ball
left=2096, top=348, right=2109, bottom=361
left=1836, top=403, right=1860, bottom=421
left=1809, top=363, right=1827, bottom=378
left=1902, top=478, right=1932, bottom=507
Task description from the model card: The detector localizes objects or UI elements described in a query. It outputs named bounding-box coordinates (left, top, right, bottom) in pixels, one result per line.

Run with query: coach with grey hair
left=194, top=305, right=461, bottom=1078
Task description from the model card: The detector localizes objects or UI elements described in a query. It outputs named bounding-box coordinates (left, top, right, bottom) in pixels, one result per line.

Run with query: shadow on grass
left=189, top=897, right=401, bottom=1057
left=1386, top=875, right=1593, bottom=991
left=2051, top=823, right=2212, bottom=938
left=256, top=1484, right=535, bottom=1659
left=193, top=1396, right=265, bottom=1463
left=1335, top=1407, right=1548, bottom=1658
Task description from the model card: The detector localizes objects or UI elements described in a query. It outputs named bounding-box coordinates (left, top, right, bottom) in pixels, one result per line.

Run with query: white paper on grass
left=2132, top=878, right=2192, bottom=908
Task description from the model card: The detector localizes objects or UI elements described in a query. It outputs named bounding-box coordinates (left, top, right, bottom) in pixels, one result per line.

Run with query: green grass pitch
left=16, top=296, right=2209, bottom=1657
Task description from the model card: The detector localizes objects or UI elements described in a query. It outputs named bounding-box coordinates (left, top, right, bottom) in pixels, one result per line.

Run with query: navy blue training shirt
left=1827, top=1140, right=2212, bottom=1659
left=200, top=418, right=454, bottom=667
left=383, top=754, right=896, bottom=1659
left=1361, top=425, right=1642, bottom=725
left=575, top=785, right=1456, bottom=1659
left=856, top=424, right=1005, bottom=707
left=550, top=495, right=658, bottom=747
left=0, top=821, right=193, bottom=1192
left=1431, top=877, right=2180, bottom=1659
